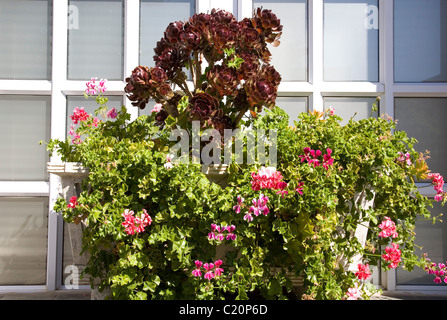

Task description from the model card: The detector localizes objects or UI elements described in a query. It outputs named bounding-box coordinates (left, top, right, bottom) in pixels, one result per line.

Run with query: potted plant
left=43, top=8, right=446, bottom=300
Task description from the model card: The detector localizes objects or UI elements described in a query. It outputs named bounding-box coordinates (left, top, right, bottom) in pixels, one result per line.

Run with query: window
left=323, top=0, right=379, bottom=82
left=395, top=98, right=447, bottom=179
left=323, top=97, right=378, bottom=125
left=254, top=0, right=308, bottom=81
left=0, top=197, right=48, bottom=285
left=0, top=96, right=51, bottom=181
left=394, top=0, right=447, bottom=83
left=140, top=0, right=196, bottom=67
left=0, top=0, right=52, bottom=80
left=67, top=0, right=124, bottom=80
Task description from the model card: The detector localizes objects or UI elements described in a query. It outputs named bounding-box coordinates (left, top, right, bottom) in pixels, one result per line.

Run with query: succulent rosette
left=125, top=7, right=283, bottom=132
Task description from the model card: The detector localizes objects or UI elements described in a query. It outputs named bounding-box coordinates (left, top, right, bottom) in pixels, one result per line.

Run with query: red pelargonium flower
left=67, top=196, right=78, bottom=209
left=382, top=243, right=402, bottom=269
left=121, top=209, right=152, bottom=235
left=355, top=263, right=372, bottom=281
left=251, top=166, right=284, bottom=191
left=70, top=107, right=90, bottom=124
left=378, top=216, right=398, bottom=238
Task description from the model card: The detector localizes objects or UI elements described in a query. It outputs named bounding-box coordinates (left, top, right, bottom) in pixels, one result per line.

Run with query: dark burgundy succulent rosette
left=124, top=7, right=282, bottom=133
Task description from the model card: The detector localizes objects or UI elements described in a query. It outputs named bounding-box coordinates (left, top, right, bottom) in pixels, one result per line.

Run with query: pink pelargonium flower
left=214, top=260, right=224, bottom=277
left=107, top=108, right=118, bottom=119
left=233, top=195, right=244, bottom=213
left=192, top=260, right=203, bottom=277
left=203, top=263, right=215, bottom=280
left=378, top=216, right=398, bottom=238
left=346, top=286, right=361, bottom=300
left=276, top=181, right=288, bottom=198
left=85, top=77, right=107, bottom=95
left=427, top=173, right=445, bottom=202
left=397, top=152, right=412, bottom=166
left=295, top=181, right=304, bottom=195
left=249, top=194, right=269, bottom=217
left=226, top=225, right=237, bottom=241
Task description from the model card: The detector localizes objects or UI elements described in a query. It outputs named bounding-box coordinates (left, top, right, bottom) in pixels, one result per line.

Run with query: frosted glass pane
left=0, top=96, right=50, bottom=181
left=397, top=203, right=447, bottom=286
left=394, top=0, right=447, bottom=82
left=276, top=96, right=307, bottom=125
left=0, top=0, right=52, bottom=80
left=324, top=0, right=379, bottom=82
left=140, top=0, right=195, bottom=67
left=0, top=197, right=48, bottom=285
left=67, top=95, right=123, bottom=135
left=254, top=0, right=308, bottom=81
left=323, top=97, right=378, bottom=125
left=68, top=0, right=124, bottom=80
left=395, top=98, right=447, bottom=179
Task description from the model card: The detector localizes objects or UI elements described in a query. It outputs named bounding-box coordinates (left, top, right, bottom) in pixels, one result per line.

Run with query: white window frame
left=0, top=0, right=446, bottom=294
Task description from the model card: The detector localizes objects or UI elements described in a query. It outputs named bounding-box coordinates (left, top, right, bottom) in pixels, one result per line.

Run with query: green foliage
left=47, top=95, right=442, bottom=300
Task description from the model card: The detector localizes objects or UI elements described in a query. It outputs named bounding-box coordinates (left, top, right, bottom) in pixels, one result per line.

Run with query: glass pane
left=254, top=0, right=308, bottom=81
left=140, top=0, right=196, bottom=67
left=276, top=96, right=307, bottom=125
left=67, top=95, right=123, bottom=136
left=0, top=197, right=48, bottom=285
left=0, top=0, right=52, bottom=80
left=394, top=0, right=447, bottom=83
left=323, top=97, right=378, bottom=125
left=397, top=202, right=447, bottom=286
left=68, top=0, right=124, bottom=80
left=324, top=0, right=379, bottom=82
left=395, top=98, right=447, bottom=179
left=0, top=96, right=50, bottom=181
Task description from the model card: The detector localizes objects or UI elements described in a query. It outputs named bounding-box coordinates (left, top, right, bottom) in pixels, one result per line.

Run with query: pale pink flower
left=150, top=103, right=163, bottom=113
left=346, top=286, right=361, bottom=300
left=164, top=154, right=174, bottom=170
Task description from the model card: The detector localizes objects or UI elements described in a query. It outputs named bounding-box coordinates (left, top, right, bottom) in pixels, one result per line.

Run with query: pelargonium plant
left=124, top=8, right=282, bottom=137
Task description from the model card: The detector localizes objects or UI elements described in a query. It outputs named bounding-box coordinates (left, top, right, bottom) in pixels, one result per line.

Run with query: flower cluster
left=124, top=8, right=283, bottom=133
left=378, top=216, right=398, bottom=238
left=345, top=285, right=361, bottom=300
left=299, top=147, right=334, bottom=170
left=121, top=209, right=152, bottom=235
left=250, top=166, right=291, bottom=197
left=382, top=243, right=402, bottom=269
left=208, top=224, right=236, bottom=241
left=251, top=166, right=283, bottom=190
left=70, top=107, right=90, bottom=125
left=397, top=152, right=412, bottom=166
left=427, top=173, right=446, bottom=202
left=378, top=216, right=401, bottom=269
left=355, top=263, right=372, bottom=281
left=67, top=196, right=78, bottom=209
left=191, top=259, right=224, bottom=280
left=423, top=255, right=447, bottom=284
left=85, top=77, right=107, bottom=96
